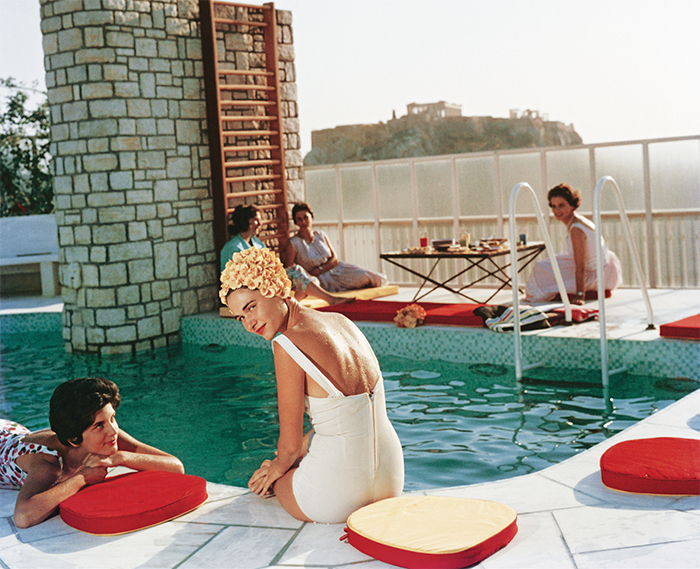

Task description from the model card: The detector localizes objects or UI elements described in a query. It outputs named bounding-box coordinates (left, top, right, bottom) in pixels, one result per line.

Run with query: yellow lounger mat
left=345, top=496, right=517, bottom=569
left=219, top=285, right=399, bottom=317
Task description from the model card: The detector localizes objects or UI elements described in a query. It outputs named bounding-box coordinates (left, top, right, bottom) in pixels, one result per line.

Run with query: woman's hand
left=248, top=458, right=285, bottom=496
left=77, top=453, right=111, bottom=484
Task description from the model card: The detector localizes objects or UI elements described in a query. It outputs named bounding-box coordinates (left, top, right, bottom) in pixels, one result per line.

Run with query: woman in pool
left=220, top=204, right=348, bottom=306
left=287, top=202, right=388, bottom=292
left=221, top=247, right=404, bottom=523
left=1, top=377, right=184, bottom=528
left=524, top=184, right=622, bottom=305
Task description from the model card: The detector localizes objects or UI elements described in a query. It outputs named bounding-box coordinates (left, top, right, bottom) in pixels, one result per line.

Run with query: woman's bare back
left=283, top=306, right=379, bottom=398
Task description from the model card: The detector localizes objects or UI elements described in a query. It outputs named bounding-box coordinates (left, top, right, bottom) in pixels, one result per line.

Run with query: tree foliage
left=0, top=78, right=53, bottom=217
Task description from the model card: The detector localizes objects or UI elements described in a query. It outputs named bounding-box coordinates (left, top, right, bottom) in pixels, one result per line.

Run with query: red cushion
left=552, top=305, right=598, bottom=323
left=346, top=497, right=517, bottom=569
left=600, top=438, right=700, bottom=495
left=659, top=314, right=700, bottom=340
left=60, top=471, right=208, bottom=535
left=319, top=300, right=484, bottom=327
left=553, top=290, right=612, bottom=301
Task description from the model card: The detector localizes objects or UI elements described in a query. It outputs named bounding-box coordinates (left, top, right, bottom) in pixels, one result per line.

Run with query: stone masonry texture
left=40, top=0, right=301, bottom=355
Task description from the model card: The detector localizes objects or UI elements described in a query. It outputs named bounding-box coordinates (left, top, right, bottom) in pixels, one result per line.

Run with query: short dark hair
left=228, top=205, right=261, bottom=237
left=291, top=202, right=313, bottom=222
left=49, top=378, right=121, bottom=446
left=547, top=184, right=581, bottom=209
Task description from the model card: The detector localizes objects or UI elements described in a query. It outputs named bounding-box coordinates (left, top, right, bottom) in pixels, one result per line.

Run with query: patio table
left=380, top=242, right=545, bottom=303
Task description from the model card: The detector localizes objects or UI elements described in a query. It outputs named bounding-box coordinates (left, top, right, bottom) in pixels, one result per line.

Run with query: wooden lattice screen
left=199, top=0, right=289, bottom=254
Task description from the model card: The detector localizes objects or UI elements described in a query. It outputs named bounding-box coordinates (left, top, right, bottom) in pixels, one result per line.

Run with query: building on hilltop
left=305, top=102, right=582, bottom=166
left=406, top=101, right=462, bottom=119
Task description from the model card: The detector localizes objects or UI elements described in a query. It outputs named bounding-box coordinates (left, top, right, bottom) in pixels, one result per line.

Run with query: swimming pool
left=1, top=327, right=694, bottom=492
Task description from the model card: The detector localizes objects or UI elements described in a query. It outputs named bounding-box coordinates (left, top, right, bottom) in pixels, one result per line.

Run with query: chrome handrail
left=508, top=183, right=571, bottom=380
left=593, top=176, right=655, bottom=387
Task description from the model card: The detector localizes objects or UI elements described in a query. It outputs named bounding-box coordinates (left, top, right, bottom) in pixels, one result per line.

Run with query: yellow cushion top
left=347, top=496, right=516, bottom=555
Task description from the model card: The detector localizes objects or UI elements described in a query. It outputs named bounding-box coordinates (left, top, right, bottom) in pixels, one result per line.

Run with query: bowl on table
left=431, top=239, right=455, bottom=252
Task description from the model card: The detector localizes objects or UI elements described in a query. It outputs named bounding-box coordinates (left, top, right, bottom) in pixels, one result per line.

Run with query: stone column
left=40, top=0, right=302, bottom=355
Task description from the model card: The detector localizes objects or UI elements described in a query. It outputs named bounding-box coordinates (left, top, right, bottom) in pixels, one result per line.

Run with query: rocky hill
left=304, top=112, right=583, bottom=166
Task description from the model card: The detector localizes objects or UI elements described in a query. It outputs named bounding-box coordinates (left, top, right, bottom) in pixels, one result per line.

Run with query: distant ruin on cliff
left=304, top=101, right=583, bottom=165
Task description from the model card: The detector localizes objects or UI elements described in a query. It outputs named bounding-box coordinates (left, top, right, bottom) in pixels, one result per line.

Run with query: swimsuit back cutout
left=273, top=335, right=344, bottom=398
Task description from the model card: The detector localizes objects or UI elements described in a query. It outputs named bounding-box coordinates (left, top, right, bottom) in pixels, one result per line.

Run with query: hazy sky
left=2, top=0, right=699, bottom=155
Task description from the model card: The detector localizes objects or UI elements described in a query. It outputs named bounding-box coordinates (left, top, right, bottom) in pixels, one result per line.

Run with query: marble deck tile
left=422, top=472, right=604, bottom=514
left=553, top=505, right=700, bottom=555
left=567, top=471, right=686, bottom=510
left=480, top=512, right=576, bottom=569
left=278, top=521, right=372, bottom=566
left=178, top=525, right=297, bottom=569
left=573, top=537, right=700, bottom=569
left=0, top=490, right=16, bottom=517
left=0, top=519, right=20, bottom=552
left=0, top=520, right=220, bottom=569
left=12, top=512, right=77, bottom=543
left=178, top=491, right=303, bottom=530
left=672, top=494, right=700, bottom=513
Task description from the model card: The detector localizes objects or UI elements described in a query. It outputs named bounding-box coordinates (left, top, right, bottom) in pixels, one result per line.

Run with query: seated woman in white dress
left=525, top=184, right=622, bottom=305
left=220, top=248, right=404, bottom=523
left=286, top=202, right=388, bottom=293
left=220, top=205, right=347, bottom=306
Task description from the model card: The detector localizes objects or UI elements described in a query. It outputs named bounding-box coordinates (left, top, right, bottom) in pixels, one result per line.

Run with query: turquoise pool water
left=1, top=330, right=695, bottom=492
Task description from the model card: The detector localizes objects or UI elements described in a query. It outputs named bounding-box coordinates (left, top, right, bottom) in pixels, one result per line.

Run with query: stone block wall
left=39, top=0, right=301, bottom=354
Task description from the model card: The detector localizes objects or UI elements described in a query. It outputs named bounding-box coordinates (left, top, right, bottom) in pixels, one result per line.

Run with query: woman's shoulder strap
left=272, top=335, right=344, bottom=397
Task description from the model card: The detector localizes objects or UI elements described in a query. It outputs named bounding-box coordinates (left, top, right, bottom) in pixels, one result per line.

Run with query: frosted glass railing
left=508, top=183, right=571, bottom=380
left=594, top=176, right=655, bottom=387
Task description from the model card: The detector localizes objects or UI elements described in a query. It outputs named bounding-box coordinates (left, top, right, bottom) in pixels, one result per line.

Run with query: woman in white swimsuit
left=2, top=377, right=184, bottom=528
left=525, top=184, right=622, bottom=305
left=220, top=247, right=404, bottom=523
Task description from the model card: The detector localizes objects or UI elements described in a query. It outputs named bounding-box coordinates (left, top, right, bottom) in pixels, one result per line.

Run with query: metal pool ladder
left=594, top=176, right=654, bottom=386
left=508, top=178, right=655, bottom=385
left=508, top=182, right=571, bottom=380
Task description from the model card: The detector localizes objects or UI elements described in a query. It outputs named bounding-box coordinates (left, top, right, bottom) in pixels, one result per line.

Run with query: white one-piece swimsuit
left=272, top=334, right=404, bottom=524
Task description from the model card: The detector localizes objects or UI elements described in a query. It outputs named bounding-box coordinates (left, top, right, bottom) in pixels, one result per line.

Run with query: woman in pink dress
left=525, top=184, right=622, bottom=305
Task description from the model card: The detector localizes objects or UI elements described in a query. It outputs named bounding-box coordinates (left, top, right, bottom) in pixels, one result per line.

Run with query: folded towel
left=486, top=305, right=549, bottom=332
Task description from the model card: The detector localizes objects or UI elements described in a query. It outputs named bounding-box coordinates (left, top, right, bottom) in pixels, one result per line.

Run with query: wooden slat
left=224, top=159, right=280, bottom=167
left=218, top=69, right=273, bottom=77
left=213, top=17, right=267, bottom=27
left=222, top=129, right=277, bottom=136
left=225, top=188, right=284, bottom=198
left=223, top=144, right=279, bottom=153
left=222, top=115, right=278, bottom=122
left=224, top=173, right=281, bottom=183
left=218, top=84, right=275, bottom=91
left=220, top=100, right=275, bottom=107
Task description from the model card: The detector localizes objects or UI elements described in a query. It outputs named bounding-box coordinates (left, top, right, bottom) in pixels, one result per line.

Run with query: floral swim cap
left=219, top=247, right=293, bottom=305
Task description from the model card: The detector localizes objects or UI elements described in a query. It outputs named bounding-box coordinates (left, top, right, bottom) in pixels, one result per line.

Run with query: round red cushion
left=600, top=437, right=700, bottom=495
left=59, top=471, right=208, bottom=535
left=345, top=496, right=517, bottom=569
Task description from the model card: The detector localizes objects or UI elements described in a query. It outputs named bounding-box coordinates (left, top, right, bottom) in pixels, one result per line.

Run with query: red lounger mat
left=60, top=471, right=208, bottom=535
left=318, top=300, right=484, bottom=327
left=659, top=313, right=700, bottom=341
left=600, top=437, right=700, bottom=495
left=553, top=290, right=612, bottom=301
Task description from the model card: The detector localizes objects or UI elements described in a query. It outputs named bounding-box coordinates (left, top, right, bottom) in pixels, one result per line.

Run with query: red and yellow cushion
left=600, top=437, right=700, bottom=495
left=345, top=496, right=517, bottom=569
left=60, top=471, right=208, bottom=535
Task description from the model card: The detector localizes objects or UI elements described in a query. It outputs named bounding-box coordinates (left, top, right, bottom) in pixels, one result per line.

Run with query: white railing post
left=509, top=183, right=571, bottom=379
